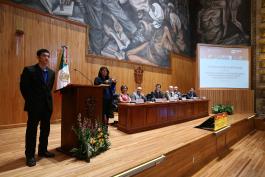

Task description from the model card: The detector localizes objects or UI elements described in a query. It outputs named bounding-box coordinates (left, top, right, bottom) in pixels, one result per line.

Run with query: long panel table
left=118, top=99, right=209, bottom=133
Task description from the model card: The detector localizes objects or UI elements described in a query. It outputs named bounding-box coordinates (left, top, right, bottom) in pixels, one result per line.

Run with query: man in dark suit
left=150, top=84, right=165, bottom=101
left=20, top=49, right=55, bottom=167
left=187, top=88, right=197, bottom=99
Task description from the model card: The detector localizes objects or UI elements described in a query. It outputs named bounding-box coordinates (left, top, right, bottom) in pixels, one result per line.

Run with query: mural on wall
left=12, top=0, right=192, bottom=68
left=190, top=0, right=251, bottom=50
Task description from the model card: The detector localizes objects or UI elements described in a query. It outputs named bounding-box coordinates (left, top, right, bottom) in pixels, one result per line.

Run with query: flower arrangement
left=70, top=113, right=110, bottom=162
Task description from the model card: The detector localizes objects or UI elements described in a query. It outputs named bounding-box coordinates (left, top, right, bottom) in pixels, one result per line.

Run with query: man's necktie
left=43, top=70, right=48, bottom=84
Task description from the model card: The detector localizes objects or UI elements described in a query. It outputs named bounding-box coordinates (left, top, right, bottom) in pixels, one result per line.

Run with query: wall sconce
left=15, top=29, right=24, bottom=56
left=15, top=29, right=24, bottom=36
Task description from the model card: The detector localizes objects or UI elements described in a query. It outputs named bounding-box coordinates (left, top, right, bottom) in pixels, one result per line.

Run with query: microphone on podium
left=73, top=68, right=93, bottom=85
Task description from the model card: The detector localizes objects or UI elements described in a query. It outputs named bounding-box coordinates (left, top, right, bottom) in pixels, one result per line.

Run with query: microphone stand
left=73, top=68, right=93, bottom=85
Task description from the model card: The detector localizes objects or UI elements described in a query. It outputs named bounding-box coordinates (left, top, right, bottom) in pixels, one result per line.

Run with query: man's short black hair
left=37, top=49, right=50, bottom=57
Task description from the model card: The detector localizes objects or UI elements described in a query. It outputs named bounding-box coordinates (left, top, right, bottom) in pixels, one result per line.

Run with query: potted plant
left=70, top=113, right=110, bottom=162
left=212, top=104, right=234, bottom=115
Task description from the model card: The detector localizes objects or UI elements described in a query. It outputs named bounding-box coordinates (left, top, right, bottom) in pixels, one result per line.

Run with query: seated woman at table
left=119, top=85, right=131, bottom=103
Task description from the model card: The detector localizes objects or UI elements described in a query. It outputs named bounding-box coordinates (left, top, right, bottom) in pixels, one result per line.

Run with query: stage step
left=192, top=131, right=265, bottom=177
left=255, top=117, right=265, bottom=131
left=134, top=114, right=255, bottom=177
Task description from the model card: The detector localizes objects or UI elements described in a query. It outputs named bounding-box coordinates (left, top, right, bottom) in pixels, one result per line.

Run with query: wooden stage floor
left=192, top=131, right=265, bottom=177
left=0, top=113, right=255, bottom=177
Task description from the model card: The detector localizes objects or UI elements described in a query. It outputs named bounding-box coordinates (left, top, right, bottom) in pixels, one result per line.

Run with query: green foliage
left=212, top=104, right=234, bottom=115
left=70, top=126, right=92, bottom=162
left=70, top=114, right=110, bottom=162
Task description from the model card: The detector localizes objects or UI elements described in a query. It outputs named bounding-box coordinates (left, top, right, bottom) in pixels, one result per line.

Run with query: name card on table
left=136, top=99, right=144, bottom=104
left=155, top=98, right=165, bottom=103
left=168, top=97, right=177, bottom=102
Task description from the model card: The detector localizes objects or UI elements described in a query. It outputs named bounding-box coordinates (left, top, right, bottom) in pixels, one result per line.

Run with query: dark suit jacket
left=20, top=64, right=55, bottom=113
left=187, top=91, right=197, bottom=99
left=151, top=91, right=165, bottom=99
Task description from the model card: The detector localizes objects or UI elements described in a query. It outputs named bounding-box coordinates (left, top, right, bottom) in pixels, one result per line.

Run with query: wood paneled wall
left=0, top=3, right=195, bottom=128
left=84, top=53, right=195, bottom=94
left=198, top=89, right=254, bottom=113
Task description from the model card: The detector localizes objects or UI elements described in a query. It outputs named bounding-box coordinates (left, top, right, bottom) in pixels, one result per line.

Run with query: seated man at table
left=119, top=85, right=131, bottom=103
left=131, top=86, right=146, bottom=102
left=187, top=88, right=197, bottom=99
left=150, top=84, right=165, bottom=101
left=166, top=85, right=176, bottom=100
left=174, top=86, right=182, bottom=99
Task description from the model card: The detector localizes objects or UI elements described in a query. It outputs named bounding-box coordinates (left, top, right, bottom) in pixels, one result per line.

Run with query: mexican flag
left=56, top=46, right=70, bottom=90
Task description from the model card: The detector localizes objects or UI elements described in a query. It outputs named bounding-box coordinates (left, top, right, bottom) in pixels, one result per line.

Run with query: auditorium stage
left=0, top=113, right=255, bottom=177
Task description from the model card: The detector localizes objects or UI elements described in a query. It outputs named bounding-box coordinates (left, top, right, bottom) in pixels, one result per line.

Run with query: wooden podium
left=58, top=84, right=106, bottom=153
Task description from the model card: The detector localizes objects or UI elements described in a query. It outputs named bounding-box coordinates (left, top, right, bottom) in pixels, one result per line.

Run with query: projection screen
left=197, top=44, right=251, bottom=89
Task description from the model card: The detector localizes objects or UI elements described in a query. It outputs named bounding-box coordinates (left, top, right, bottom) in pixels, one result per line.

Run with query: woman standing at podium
left=94, top=66, right=117, bottom=128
